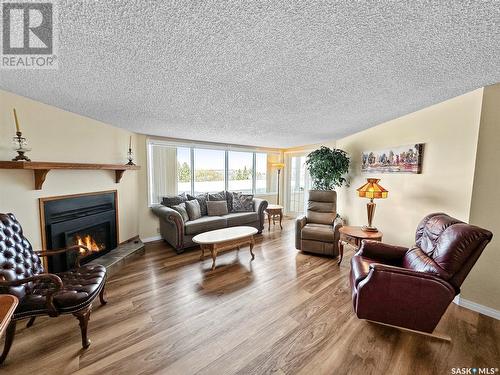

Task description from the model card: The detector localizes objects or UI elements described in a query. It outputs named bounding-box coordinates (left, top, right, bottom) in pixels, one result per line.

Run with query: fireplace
left=40, top=191, right=118, bottom=273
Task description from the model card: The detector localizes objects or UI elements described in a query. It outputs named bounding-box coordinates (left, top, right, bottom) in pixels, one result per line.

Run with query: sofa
left=295, top=190, right=343, bottom=258
left=350, top=212, right=493, bottom=333
left=152, top=191, right=268, bottom=253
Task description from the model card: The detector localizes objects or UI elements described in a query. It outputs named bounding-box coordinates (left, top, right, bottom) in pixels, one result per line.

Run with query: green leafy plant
left=177, top=162, right=191, bottom=183
left=305, top=146, right=350, bottom=190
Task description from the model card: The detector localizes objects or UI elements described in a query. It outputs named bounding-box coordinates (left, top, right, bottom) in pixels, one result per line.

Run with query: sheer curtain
left=148, top=144, right=177, bottom=205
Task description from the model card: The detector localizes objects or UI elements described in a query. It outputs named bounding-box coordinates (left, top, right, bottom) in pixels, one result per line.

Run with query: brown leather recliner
left=350, top=212, right=493, bottom=333
left=296, top=190, right=343, bottom=258
left=0, top=213, right=108, bottom=364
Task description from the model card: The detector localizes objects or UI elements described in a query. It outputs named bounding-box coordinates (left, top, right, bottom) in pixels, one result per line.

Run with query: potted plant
left=305, top=146, right=350, bottom=191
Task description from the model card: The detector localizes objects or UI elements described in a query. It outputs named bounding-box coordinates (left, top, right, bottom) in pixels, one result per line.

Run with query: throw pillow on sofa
left=185, top=199, right=202, bottom=221
left=208, top=191, right=234, bottom=212
left=171, top=202, right=190, bottom=222
left=207, top=200, right=228, bottom=216
left=225, top=191, right=234, bottom=212
left=208, top=191, right=226, bottom=201
left=187, top=193, right=208, bottom=216
left=162, top=192, right=187, bottom=207
left=232, top=192, right=254, bottom=212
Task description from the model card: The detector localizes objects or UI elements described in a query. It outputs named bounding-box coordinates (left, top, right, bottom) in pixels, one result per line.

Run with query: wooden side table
left=0, top=295, right=18, bottom=338
left=338, top=226, right=382, bottom=265
left=265, top=204, right=283, bottom=230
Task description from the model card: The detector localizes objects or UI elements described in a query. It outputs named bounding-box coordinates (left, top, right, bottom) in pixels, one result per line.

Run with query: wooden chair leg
left=26, top=317, right=36, bottom=328
left=99, top=283, right=108, bottom=305
left=0, top=320, right=17, bottom=365
left=73, top=306, right=92, bottom=349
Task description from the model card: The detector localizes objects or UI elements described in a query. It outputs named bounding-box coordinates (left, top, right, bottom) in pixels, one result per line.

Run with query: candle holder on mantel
left=12, top=131, right=31, bottom=161
left=126, top=147, right=135, bottom=166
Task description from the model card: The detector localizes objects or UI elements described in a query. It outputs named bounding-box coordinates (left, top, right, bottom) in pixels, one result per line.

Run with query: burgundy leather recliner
left=350, top=213, right=493, bottom=333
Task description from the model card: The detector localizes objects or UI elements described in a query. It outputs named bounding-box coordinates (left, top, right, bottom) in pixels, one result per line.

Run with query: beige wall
left=0, top=90, right=141, bottom=249
left=288, top=87, right=500, bottom=311
left=461, top=84, right=500, bottom=310
left=334, top=89, right=483, bottom=246
left=287, top=89, right=484, bottom=246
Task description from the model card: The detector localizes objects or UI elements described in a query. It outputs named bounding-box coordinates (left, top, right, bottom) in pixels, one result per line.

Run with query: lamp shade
left=271, top=163, right=285, bottom=169
left=357, top=178, right=388, bottom=199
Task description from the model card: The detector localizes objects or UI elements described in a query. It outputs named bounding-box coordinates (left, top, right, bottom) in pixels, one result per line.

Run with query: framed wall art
left=361, top=144, right=424, bottom=174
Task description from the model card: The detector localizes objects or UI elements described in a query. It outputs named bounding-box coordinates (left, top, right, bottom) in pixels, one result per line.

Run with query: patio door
left=285, top=154, right=309, bottom=216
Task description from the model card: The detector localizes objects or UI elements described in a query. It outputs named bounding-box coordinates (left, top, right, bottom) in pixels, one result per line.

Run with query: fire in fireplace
left=66, top=222, right=109, bottom=261
left=75, top=234, right=105, bottom=253
left=40, top=191, right=118, bottom=273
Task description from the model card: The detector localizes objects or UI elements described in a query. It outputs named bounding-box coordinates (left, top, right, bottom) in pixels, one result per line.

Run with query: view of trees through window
left=255, top=153, right=267, bottom=193
left=149, top=141, right=277, bottom=204
left=177, top=147, right=191, bottom=194
left=228, top=151, right=253, bottom=193
left=178, top=162, right=190, bottom=182
left=194, top=149, right=225, bottom=194
left=177, top=149, right=272, bottom=195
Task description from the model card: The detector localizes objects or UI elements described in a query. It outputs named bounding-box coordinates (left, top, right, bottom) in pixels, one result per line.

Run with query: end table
left=265, top=204, right=283, bottom=230
left=0, top=294, right=18, bottom=338
left=338, top=226, right=383, bottom=265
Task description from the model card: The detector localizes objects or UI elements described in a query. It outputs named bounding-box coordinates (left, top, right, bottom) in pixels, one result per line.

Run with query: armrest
left=296, top=215, right=307, bottom=228
left=368, top=263, right=453, bottom=288
left=253, top=198, right=268, bottom=214
left=151, top=204, right=185, bottom=250
left=35, top=244, right=90, bottom=268
left=355, top=263, right=456, bottom=332
left=295, top=215, right=307, bottom=249
left=333, top=216, right=344, bottom=231
left=357, top=240, right=408, bottom=262
left=253, top=198, right=268, bottom=232
left=152, top=204, right=183, bottom=223
left=0, top=273, right=63, bottom=316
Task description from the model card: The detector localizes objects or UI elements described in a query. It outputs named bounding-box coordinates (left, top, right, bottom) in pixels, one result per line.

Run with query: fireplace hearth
left=40, top=191, right=118, bottom=273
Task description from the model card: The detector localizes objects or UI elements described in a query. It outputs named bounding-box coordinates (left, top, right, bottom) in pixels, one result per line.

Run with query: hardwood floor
left=2, top=219, right=499, bottom=374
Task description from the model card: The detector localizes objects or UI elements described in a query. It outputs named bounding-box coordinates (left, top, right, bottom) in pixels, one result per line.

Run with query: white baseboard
left=141, top=235, right=162, bottom=243
left=453, top=295, right=500, bottom=320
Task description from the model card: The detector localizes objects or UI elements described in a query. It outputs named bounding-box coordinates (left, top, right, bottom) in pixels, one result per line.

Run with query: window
left=255, top=153, right=267, bottom=194
left=177, top=147, right=191, bottom=194
left=193, top=148, right=225, bottom=194
left=228, top=151, right=253, bottom=193
left=147, top=139, right=280, bottom=205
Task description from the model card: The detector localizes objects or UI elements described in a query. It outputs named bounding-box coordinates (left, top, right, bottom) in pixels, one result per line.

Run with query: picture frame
left=361, top=144, right=424, bottom=174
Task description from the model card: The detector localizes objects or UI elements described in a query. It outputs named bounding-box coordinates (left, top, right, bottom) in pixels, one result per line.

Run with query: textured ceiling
left=1, top=1, right=499, bottom=148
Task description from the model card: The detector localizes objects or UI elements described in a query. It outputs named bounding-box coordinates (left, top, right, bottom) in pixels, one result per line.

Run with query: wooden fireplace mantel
left=0, top=161, right=140, bottom=190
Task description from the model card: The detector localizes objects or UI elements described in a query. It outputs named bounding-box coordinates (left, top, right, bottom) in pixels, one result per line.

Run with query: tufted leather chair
left=350, top=213, right=493, bottom=334
left=0, top=213, right=108, bottom=364
left=295, top=190, right=343, bottom=257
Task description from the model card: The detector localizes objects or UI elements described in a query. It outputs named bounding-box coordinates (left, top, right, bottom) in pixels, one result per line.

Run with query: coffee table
left=193, top=226, right=258, bottom=270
